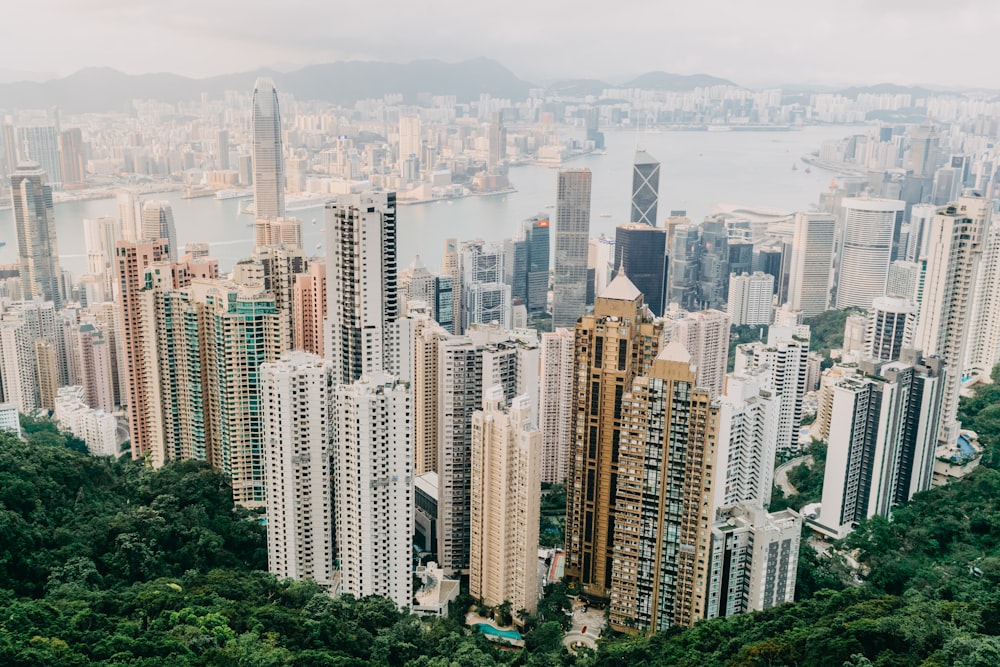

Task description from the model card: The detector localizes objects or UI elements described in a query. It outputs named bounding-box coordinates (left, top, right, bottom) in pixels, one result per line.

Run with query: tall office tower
left=565, top=274, right=663, bottom=602
left=436, top=324, right=539, bottom=575
left=706, top=504, right=801, bottom=619
left=216, top=129, right=230, bottom=170
left=787, top=212, right=835, bottom=317
left=866, top=296, right=917, bottom=363
left=461, top=241, right=511, bottom=332
left=139, top=265, right=206, bottom=468
left=668, top=224, right=702, bottom=310
left=523, top=215, right=550, bottom=315
left=399, top=257, right=454, bottom=334
left=712, top=370, right=780, bottom=512
left=117, top=192, right=140, bottom=242
left=734, top=325, right=810, bottom=456
left=199, top=280, right=284, bottom=507
left=584, top=106, right=605, bottom=149
left=727, top=272, right=774, bottom=327
left=0, top=119, right=16, bottom=180
left=83, top=216, right=122, bottom=300
left=670, top=309, right=731, bottom=399
left=116, top=239, right=171, bottom=459
left=931, top=167, right=962, bottom=206
left=503, top=236, right=528, bottom=306
left=11, top=163, right=63, bottom=309
left=487, top=111, right=506, bottom=171
left=906, top=204, right=937, bottom=262
left=442, top=238, right=461, bottom=334
left=614, top=223, right=668, bottom=316
left=886, top=260, right=921, bottom=301
left=398, top=115, right=422, bottom=174
left=252, top=78, right=285, bottom=220
left=696, top=219, right=732, bottom=309
left=140, top=200, right=178, bottom=261
left=608, top=342, right=719, bottom=632
left=292, top=260, right=326, bottom=356
left=538, top=327, right=574, bottom=484
left=552, top=168, right=592, bottom=327
left=17, top=125, right=61, bottom=188
left=325, top=192, right=403, bottom=384
left=58, top=128, right=86, bottom=188
left=835, top=198, right=905, bottom=310
left=965, top=212, right=1000, bottom=382
left=407, top=304, right=449, bottom=474
left=469, top=389, right=541, bottom=615
left=588, top=235, right=616, bottom=303
left=75, top=323, right=115, bottom=413
left=914, top=196, right=988, bottom=443
left=262, top=352, right=335, bottom=588
left=908, top=121, right=938, bottom=179
left=333, top=372, right=413, bottom=610
left=817, top=353, right=944, bottom=538
left=630, top=149, right=660, bottom=225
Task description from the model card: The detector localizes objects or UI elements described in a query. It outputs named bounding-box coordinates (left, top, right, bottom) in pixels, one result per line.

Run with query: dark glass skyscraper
left=524, top=215, right=550, bottom=314
left=252, top=78, right=285, bottom=220
left=614, top=223, right=668, bottom=316
left=630, top=149, right=660, bottom=226
left=10, top=162, right=62, bottom=309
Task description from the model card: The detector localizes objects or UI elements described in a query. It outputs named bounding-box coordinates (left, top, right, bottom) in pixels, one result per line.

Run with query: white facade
left=787, top=212, right=835, bottom=317
left=913, top=196, right=988, bottom=442
left=727, top=272, right=774, bottom=327
left=836, top=198, right=905, bottom=310
left=470, top=390, right=541, bottom=615
left=866, top=296, right=917, bottom=363
left=670, top=309, right=731, bottom=399
left=83, top=216, right=122, bottom=300
left=965, top=214, right=1000, bottom=382
left=262, top=352, right=335, bottom=588
left=539, top=327, right=574, bottom=484
left=0, top=403, right=20, bottom=437
left=333, top=372, right=413, bottom=610
left=140, top=201, right=178, bottom=262
left=713, top=371, right=780, bottom=513
left=54, top=386, right=119, bottom=457
left=886, top=260, right=921, bottom=301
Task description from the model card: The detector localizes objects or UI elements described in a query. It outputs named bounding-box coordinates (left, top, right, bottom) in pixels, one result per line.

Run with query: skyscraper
left=17, top=125, right=61, bottom=189
left=83, top=216, right=122, bottom=301
left=614, top=223, right=668, bottom=316
left=630, top=149, right=660, bottom=225
left=538, top=327, right=574, bottom=484
left=58, top=128, right=86, bottom=188
left=140, top=200, right=178, bottom=262
left=908, top=121, right=938, bottom=179
left=669, top=309, right=731, bottom=399
left=608, top=341, right=719, bottom=631
left=325, top=192, right=403, bottom=385
left=787, top=212, right=835, bottom=317
left=565, top=273, right=662, bottom=603
left=11, top=163, right=62, bottom=309
left=262, top=352, right=335, bottom=588
left=914, top=196, right=988, bottom=443
left=727, top=272, right=774, bottom=327
left=523, top=215, right=550, bottom=315
left=488, top=112, right=506, bottom=172
left=866, top=296, right=917, bottom=363
left=553, top=169, right=592, bottom=328
left=292, top=260, right=326, bottom=357
left=252, top=78, right=285, bottom=220
left=461, top=241, right=510, bottom=331
left=835, top=198, right=905, bottom=310
left=965, top=212, right=1000, bottom=382
left=469, top=389, right=540, bottom=616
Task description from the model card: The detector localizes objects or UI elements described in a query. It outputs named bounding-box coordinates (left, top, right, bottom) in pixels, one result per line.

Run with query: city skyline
left=2, top=2, right=1000, bottom=89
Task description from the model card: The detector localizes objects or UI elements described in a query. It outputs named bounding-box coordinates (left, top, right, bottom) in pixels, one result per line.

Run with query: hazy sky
left=3, top=0, right=998, bottom=88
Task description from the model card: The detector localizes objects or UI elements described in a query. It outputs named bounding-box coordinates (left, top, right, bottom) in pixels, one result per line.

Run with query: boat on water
left=182, top=187, right=215, bottom=199
left=215, top=189, right=251, bottom=200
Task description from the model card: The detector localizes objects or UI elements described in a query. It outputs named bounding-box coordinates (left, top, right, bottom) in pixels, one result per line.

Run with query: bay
left=0, top=125, right=861, bottom=279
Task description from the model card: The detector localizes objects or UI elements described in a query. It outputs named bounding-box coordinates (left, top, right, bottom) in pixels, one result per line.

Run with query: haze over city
left=3, top=0, right=999, bottom=87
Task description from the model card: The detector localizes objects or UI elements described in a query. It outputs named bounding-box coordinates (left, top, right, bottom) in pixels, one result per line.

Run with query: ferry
left=215, top=189, right=251, bottom=200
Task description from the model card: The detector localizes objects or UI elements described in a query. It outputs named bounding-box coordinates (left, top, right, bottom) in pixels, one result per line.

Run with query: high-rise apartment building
left=442, top=238, right=461, bottom=334
left=608, top=341, right=719, bottom=632
left=965, top=212, right=1000, bottom=382
left=487, top=112, right=506, bottom=172
left=836, top=198, right=905, bottom=310
left=866, top=296, right=917, bottom=363
left=292, top=260, right=326, bottom=356
left=614, top=223, right=668, bottom=316
left=74, top=323, right=115, bottom=413
left=913, top=196, right=988, bottom=443
left=325, top=192, right=404, bottom=385
left=565, top=274, right=662, bottom=602
left=58, top=128, right=86, bottom=188
left=706, top=504, right=801, bottom=619
left=262, top=352, right=335, bottom=588
left=399, top=115, right=422, bottom=175
left=252, top=78, right=285, bottom=220
left=787, top=212, right=835, bottom=317
left=817, top=353, right=944, bottom=537
left=83, top=216, right=122, bottom=301
left=406, top=305, right=449, bottom=475
left=630, top=149, right=660, bottom=226
left=470, top=389, right=540, bottom=615
left=333, top=372, right=413, bottom=610
left=553, top=169, right=592, bottom=327
left=908, top=121, right=938, bottom=179
left=140, top=200, right=178, bottom=261
left=669, top=309, right=731, bottom=399
left=400, top=256, right=454, bottom=334
left=11, top=162, right=62, bottom=309
left=538, top=327, right=574, bottom=484
left=727, top=272, right=774, bottom=327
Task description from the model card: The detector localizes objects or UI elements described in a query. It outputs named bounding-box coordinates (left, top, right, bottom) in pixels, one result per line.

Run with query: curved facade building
left=835, top=198, right=905, bottom=311
left=252, top=78, right=285, bottom=220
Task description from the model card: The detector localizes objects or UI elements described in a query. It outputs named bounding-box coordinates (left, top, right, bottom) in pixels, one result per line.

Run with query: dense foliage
left=958, top=365, right=1000, bottom=467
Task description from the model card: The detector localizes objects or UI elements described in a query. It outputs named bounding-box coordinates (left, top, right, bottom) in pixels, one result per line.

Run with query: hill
left=621, top=71, right=738, bottom=90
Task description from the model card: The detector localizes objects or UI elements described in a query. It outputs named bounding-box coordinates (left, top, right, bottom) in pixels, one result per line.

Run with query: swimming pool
left=474, top=624, right=523, bottom=641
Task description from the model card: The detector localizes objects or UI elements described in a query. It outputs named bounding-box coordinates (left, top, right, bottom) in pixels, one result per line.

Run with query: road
left=774, top=455, right=813, bottom=496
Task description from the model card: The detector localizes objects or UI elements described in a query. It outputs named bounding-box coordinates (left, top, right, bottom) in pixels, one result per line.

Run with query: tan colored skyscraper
left=609, top=342, right=719, bottom=632
left=564, top=273, right=663, bottom=600
left=35, top=339, right=59, bottom=411
left=470, top=389, right=541, bottom=616
left=406, top=303, right=449, bottom=474
left=292, top=260, right=326, bottom=356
